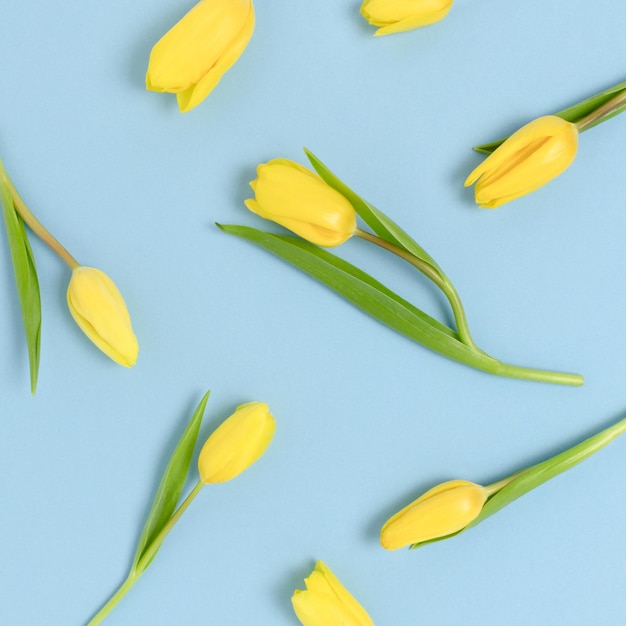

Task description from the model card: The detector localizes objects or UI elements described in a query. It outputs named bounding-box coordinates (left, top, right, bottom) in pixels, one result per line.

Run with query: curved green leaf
left=220, top=224, right=582, bottom=386
left=474, top=81, right=626, bottom=154
left=0, top=167, right=41, bottom=394
left=304, top=148, right=442, bottom=271
left=131, top=390, right=210, bottom=574
left=219, top=224, right=528, bottom=373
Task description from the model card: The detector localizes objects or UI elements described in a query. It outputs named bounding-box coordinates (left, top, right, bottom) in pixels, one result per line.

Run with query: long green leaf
left=411, top=415, right=626, bottom=549
left=0, top=169, right=41, bottom=394
left=131, top=390, right=210, bottom=574
left=219, top=223, right=499, bottom=363
left=220, top=224, right=583, bottom=386
left=474, top=80, right=626, bottom=153
left=304, top=148, right=442, bottom=271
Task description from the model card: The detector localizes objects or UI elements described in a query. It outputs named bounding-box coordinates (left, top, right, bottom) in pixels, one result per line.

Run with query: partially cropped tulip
left=67, top=266, right=138, bottom=367
left=198, top=401, right=275, bottom=483
left=292, top=561, right=375, bottom=626
left=380, top=479, right=487, bottom=550
left=245, top=159, right=357, bottom=247
left=360, top=0, right=453, bottom=36
left=146, top=0, right=255, bottom=113
left=465, top=115, right=579, bottom=208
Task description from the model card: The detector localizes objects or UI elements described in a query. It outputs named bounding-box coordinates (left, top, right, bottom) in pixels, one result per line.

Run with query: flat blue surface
left=2, top=1, right=626, bottom=624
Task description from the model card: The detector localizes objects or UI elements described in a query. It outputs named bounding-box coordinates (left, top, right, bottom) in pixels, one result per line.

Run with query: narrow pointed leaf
left=218, top=223, right=504, bottom=366
left=474, top=81, right=626, bottom=153
left=220, top=224, right=582, bottom=386
left=131, top=390, right=210, bottom=574
left=0, top=171, right=41, bottom=394
left=304, top=148, right=442, bottom=271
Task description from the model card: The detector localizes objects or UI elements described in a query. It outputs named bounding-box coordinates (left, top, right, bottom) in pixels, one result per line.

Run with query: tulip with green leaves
left=146, top=0, right=255, bottom=113
left=220, top=149, right=583, bottom=386
left=87, top=393, right=275, bottom=624
left=0, top=160, right=138, bottom=392
left=360, top=0, right=454, bottom=36
left=292, top=561, right=375, bottom=626
left=380, top=414, right=626, bottom=550
left=466, top=80, right=626, bottom=208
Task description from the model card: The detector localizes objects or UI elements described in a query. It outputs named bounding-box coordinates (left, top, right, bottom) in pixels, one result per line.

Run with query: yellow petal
left=380, top=480, right=487, bottom=550
left=309, top=562, right=374, bottom=625
left=197, top=402, right=275, bottom=483
left=361, top=0, right=453, bottom=34
left=247, top=160, right=356, bottom=247
left=292, top=561, right=375, bottom=626
left=176, top=1, right=255, bottom=112
left=292, top=590, right=363, bottom=626
left=465, top=115, right=578, bottom=208
left=66, top=267, right=138, bottom=367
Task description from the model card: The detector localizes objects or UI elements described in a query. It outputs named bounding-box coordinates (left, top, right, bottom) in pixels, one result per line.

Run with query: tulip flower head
left=292, top=561, right=375, bottom=626
left=380, top=479, right=487, bottom=550
left=198, top=401, right=275, bottom=483
left=245, top=159, right=357, bottom=247
left=66, top=266, right=138, bottom=367
left=146, top=0, right=255, bottom=113
left=465, top=115, right=579, bottom=208
left=360, top=0, right=453, bottom=36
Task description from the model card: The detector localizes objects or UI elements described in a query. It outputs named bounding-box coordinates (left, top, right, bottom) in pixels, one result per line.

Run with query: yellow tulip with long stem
left=381, top=414, right=626, bottom=550
left=88, top=395, right=276, bottom=625
left=222, top=149, right=583, bottom=386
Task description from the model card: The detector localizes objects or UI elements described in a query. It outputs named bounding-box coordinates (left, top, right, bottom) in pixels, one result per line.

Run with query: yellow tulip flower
left=146, top=0, right=255, bottom=113
left=380, top=479, right=487, bottom=550
left=245, top=159, right=357, bottom=247
left=292, top=561, right=375, bottom=626
left=360, top=0, right=453, bottom=36
left=198, top=402, right=275, bottom=483
left=465, top=115, right=579, bottom=208
left=66, top=266, right=138, bottom=367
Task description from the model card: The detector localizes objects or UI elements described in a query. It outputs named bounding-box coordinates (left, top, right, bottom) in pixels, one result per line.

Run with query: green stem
left=86, top=572, right=138, bottom=626
left=485, top=360, right=583, bottom=386
left=136, top=480, right=204, bottom=572
left=484, top=474, right=520, bottom=496
left=87, top=481, right=205, bottom=625
left=575, top=89, right=626, bottom=132
left=355, top=227, right=479, bottom=351
left=0, top=160, right=79, bottom=269
left=354, top=228, right=584, bottom=386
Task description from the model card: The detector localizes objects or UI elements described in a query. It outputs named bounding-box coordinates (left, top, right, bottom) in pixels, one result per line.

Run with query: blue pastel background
left=2, top=1, right=626, bottom=624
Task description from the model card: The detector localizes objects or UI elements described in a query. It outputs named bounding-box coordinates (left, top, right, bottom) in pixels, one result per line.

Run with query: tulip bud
left=380, top=479, right=487, bottom=550
left=146, top=0, right=255, bottom=113
left=465, top=115, right=579, bottom=208
left=360, top=0, right=453, bottom=36
left=245, top=159, right=357, bottom=247
left=198, top=402, right=275, bottom=483
left=291, top=561, right=375, bottom=626
left=66, top=266, right=138, bottom=367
